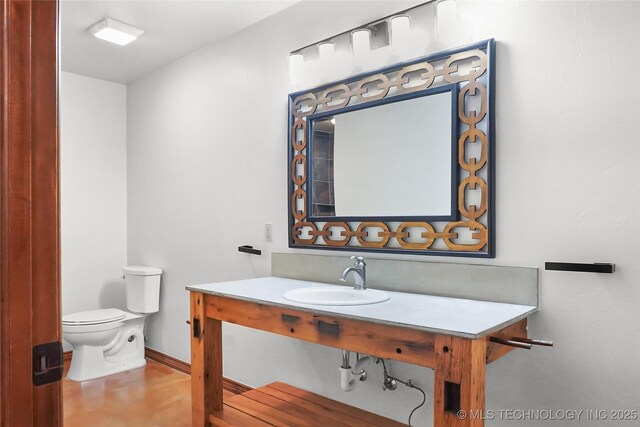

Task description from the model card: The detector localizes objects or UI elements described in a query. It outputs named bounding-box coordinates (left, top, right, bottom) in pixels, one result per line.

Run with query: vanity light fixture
left=89, top=18, right=144, bottom=46
left=287, top=0, right=458, bottom=85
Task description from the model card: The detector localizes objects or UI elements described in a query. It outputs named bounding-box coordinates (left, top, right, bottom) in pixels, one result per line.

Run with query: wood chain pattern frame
left=287, top=39, right=495, bottom=257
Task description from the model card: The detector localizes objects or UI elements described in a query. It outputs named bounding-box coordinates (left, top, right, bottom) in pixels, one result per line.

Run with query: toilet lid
left=62, top=308, right=126, bottom=326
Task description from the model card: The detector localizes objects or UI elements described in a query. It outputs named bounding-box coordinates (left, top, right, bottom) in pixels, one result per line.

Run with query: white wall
left=61, top=72, right=128, bottom=348
left=127, top=1, right=640, bottom=425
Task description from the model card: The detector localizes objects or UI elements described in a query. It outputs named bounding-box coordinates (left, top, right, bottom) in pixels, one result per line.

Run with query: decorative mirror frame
left=288, top=39, right=495, bottom=258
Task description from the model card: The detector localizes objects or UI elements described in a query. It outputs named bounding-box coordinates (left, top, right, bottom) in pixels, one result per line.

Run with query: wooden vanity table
left=188, top=277, right=540, bottom=427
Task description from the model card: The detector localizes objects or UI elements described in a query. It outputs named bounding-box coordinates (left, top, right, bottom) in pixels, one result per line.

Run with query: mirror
left=309, top=86, right=457, bottom=220
left=288, top=40, right=495, bottom=257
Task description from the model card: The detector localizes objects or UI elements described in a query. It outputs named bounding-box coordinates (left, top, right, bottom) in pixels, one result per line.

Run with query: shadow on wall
left=99, top=279, right=126, bottom=309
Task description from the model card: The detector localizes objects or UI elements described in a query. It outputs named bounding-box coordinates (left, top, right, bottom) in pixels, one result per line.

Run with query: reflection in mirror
left=310, top=90, right=455, bottom=219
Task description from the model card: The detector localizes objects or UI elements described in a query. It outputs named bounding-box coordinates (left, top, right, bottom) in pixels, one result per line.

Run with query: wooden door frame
left=1, top=0, right=62, bottom=425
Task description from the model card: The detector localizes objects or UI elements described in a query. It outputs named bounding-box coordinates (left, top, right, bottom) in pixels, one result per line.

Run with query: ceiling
left=61, top=0, right=299, bottom=84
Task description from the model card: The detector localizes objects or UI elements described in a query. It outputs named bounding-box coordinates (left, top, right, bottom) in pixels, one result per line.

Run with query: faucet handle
left=351, top=256, right=366, bottom=267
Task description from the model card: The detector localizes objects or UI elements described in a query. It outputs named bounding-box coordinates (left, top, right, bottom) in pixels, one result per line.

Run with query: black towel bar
left=545, top=262, right=615, bottom=273
left=238, top=245, right=261, bottom=256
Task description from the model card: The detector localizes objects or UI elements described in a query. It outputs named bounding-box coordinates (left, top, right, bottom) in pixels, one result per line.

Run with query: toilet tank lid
left=122, top=265, right=162, bottom=276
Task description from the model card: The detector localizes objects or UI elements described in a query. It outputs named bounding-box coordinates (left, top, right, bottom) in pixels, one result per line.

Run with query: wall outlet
left=265, top=223, right=273, bottom=242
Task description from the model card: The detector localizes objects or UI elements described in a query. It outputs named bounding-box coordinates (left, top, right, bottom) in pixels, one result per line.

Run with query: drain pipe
left=340, top=350, right=372, bottom=392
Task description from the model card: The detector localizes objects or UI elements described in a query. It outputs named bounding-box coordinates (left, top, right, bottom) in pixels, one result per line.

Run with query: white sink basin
left=283, top=285, right=390, bottom=306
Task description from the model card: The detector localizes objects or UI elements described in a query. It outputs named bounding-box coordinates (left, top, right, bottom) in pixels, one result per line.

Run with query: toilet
left=62, top=265, right=162, bottom=382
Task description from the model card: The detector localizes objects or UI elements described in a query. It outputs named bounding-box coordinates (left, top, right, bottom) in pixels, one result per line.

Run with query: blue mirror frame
left=288, top=39, right=496, bottom=257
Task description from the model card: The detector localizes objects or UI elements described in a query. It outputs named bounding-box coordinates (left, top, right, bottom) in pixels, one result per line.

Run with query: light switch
left=265, top=223, right=273, bottom=242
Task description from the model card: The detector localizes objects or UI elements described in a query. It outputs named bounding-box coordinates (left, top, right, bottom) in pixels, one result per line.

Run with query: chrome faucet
left=340, top=256, right=367, bottom=291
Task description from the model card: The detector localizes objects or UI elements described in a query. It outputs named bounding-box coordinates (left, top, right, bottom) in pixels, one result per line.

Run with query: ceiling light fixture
left=89, top=18, right=144, bottom=46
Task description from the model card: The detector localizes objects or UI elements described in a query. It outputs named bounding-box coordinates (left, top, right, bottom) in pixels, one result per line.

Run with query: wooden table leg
left=433, top=336, right=486, bottom=427
left=190, top=292, right=223, bottom=427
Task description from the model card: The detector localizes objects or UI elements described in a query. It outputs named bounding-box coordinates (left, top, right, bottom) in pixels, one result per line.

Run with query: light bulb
left=288, top=52, right=304, bottom=84
left=390, top=15, right=411, bottom=45
left=318, top=42, right=336, bottom=60
left=351, top=29, right=371, bottom=56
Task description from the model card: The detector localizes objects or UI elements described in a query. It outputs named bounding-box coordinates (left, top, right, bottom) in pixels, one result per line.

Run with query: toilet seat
left=63, top=308, right=126, bottom=326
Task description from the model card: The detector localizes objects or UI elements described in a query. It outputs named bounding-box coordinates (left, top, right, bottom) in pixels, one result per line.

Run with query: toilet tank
left=122, top=266, right=162, bottom=313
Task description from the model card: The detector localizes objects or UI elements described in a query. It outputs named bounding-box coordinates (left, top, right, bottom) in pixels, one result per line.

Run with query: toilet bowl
left=63, top=266, right=162, bottom=382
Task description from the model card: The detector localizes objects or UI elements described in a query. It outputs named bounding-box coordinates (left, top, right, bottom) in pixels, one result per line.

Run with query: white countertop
left=187, top=277, right=538, bottom=339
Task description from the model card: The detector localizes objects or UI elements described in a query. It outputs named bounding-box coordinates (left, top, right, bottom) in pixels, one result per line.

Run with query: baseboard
left=144, top=346, right=252, bottom=395
left=64, top=347, right=252, bottom=395
left=144, top=346, right=190, bottom=375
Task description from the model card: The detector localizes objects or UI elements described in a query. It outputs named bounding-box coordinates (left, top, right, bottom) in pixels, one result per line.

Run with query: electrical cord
left=376, top=358, right=427, bottom=426
left=405, top=381, right=426, bottom=426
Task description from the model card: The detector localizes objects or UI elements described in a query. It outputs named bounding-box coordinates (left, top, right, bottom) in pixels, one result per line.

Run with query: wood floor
left=63, top=360, right=404, bottom=427
left=63, top=359, right=234, bottom=427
